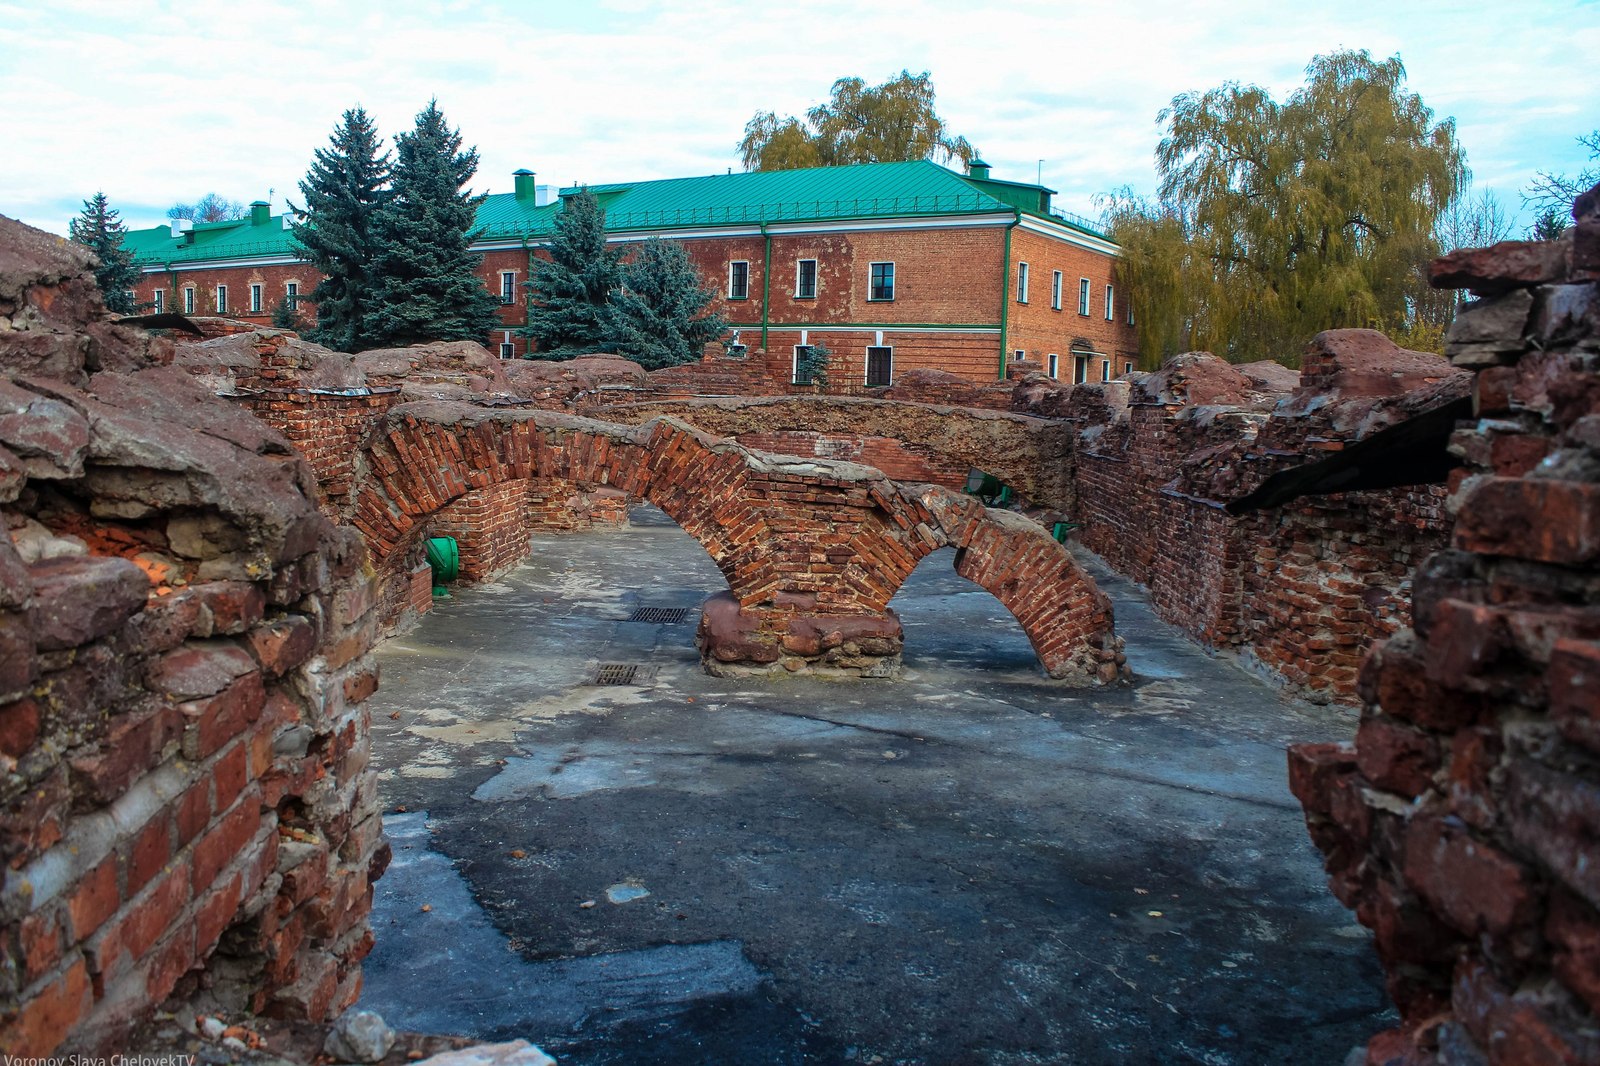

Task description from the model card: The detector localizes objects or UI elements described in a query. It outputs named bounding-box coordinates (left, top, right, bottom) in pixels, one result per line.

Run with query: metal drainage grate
left=627, top=606, right=692, bottom=624
left=589, top=663, right=660, bottom=686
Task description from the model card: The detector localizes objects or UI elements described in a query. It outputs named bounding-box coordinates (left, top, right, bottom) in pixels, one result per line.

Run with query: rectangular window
left=869, top=262, right=895, bottom=301
left=1125, top=361, right=1135, bottom=375
left=183, top=287, right=195, bottom=315
left=725, top=343, right=747, bottom=359
left=1013, top=349, right=1025, bottom=365
left=499, top=341, right=515, bottom=359
left=1127, top=301, right=1135, bottom=326
left=1017, top=262, right=1029, bottom=304
left=1052, top=271, right=1063, bottom=311
left=1078, top=278, right=1090, bottom=316
left=249, top=283, right=262, bottom=313
left=728, top=261, right=750, bottom=300
left=865, top=345, right=893, bottom=386
left=285, top=281, right=298, bottom=308
left=1105, top=285, right=1115, bottom=321
left=1101, top=359, right=1111, bottom=382
left=795, top=259, right=817, bottom=299
left=500, top=271, right=516, bottom=304
left=215, top=284, right=227, bottom=314
left=1048, top=352, right=1059, bottom=379
left=152, top=288, right=164, bottom=314
left=793, top=345, right=820, bottom=385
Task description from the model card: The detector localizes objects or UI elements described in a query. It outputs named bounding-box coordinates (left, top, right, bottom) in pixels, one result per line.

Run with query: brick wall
left=1289, top=203, right=1600, bottom=1062
left=1007, top=227, right=1139, bottom=374
left=1035, top=339, right=1462, bottom=703
left=234, top=390, right=403, bottom=508
left=0, top=216, right=386, bottom=1054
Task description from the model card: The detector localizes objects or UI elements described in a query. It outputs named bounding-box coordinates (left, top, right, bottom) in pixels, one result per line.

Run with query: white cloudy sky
left=2, top=0, right=1595, bottom=237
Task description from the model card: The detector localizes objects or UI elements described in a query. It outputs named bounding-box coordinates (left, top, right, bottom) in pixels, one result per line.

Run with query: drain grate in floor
left=588, top=662, right=660, bottom=686
left=627, top=606, right=692, bottom=624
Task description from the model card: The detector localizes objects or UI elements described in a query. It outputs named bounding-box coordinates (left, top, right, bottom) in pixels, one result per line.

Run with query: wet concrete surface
left=360, top=505, right=1390, bottom=1064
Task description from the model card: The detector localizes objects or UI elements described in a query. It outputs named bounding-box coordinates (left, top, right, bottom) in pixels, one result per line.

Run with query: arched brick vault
left=344, top=402, right=1124, bottom=683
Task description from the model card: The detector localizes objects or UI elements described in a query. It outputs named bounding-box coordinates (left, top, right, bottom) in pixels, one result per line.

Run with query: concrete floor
left=358, top=505, right=1391, bottom=1065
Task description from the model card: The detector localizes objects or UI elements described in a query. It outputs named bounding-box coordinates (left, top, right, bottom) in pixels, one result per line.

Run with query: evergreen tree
left=69, top=192, right=140, bottom=313
left=291, top=108, right=391, bottom=352
left=603, top=238, right=728, bottom=369
left=523, top=189, right=623, bottom=358
left=362, top=101, right=502, bottom=348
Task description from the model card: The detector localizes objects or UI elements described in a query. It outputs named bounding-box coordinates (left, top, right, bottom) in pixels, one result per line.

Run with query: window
left=1105, top=284, right=1115, bottom=321
left=865, top=345, right=893, bottom=386
left=725, top=344, right=747, bottom=359
left=285, top=281, right=298, bottom=308
left=499, top=341, right=515, bottom=359
left=795, top=259, right=817, bottom=299
left=869, top=262, right=895, bottom=301
left=1048, top=352, right=1059, bottom=379
left=1017, top=262, right=1029, bottom=304
left=793, top=345, right=822, bottom=385
left=1073, top=354, right=1089, bottom=384
left=152, top=288, right=164, bottom=314
left=1078, top=278, right=1090, bottom=316
left=1125, top=361, right=1135, bottom=376
left=1052, top=271, right=1063, bottom=311
left=500, top=271, right=516, bottom=304
left=215, top=284, right=227, bottom=314
left=183, top=287, right=195, bottom=315
left=1013, top=349, right=1025, bottom=365
left=728, top=261, right=750, bottom=300
left=249, top=283, right=262, bottom=313
left=1101, top=359, right=1111, bottom=382
left=1127, top=303, right=1135, bottom=326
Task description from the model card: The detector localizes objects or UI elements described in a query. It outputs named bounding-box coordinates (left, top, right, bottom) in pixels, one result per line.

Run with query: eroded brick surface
left=1291, top=189, right=1600, bottom=1064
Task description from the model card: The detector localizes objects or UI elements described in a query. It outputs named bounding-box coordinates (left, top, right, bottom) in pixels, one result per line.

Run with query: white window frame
left=152, top=288, right=164, bottom=314
left=215, top=284, right=227, bottom=314
left=1052, top=270, right=1063, bottom=311
left=1017, top=262, right=1029, bottom=304
left=792, top=344, right=822, bottom=385
left=1073, top=354, right=1089, bottom=384
left=1013, top=348, right=1025, bottom=365
left=725, top=343, right=748, bottom=359
left=868, top=261, right=895, bottom=302
left=1047, top=352, right=1059, bottom=379
left=1125, top=361, right=1135, bottom=376
left=1078, top=278, right=1090, bottom=316
left=285, top=281, right=298, bottom=308
left=864, top=344, right=894, bottom=386
left=1105, top=284, right=1115, bottom=321
left=1101, top=359, right=1111, bottom=382
left=499, top=341, right=515, bottom=359
left=795, top=259, right=817, bottom=299
left=249, top=283, right=262, bottom=313
left=183, top=287, right=195, bottom=315
left=728, top=260, right=750, bottom=300
left=500, top=271, right=517, bottom=304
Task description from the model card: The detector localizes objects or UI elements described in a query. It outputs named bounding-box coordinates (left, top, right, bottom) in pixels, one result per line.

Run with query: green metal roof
left=127, top=160, right=1109, bottom=267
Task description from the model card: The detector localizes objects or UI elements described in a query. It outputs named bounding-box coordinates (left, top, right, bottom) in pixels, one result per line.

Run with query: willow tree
left=1108, top=50, right=1464, bottom=365
left=739, top=71, right=975, bottom=171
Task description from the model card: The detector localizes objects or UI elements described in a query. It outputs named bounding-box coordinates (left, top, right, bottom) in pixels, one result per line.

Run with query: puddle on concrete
left=361, top=813, right=762, bottom=1042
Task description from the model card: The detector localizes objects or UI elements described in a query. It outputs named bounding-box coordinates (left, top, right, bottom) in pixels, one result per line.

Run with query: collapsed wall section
left=0, top=217, right=385, bottom=1054
left=1291, top=207, right=1600, bottom=1062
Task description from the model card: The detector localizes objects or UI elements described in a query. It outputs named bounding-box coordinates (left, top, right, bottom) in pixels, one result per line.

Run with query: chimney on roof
left=967, top=158, right=991, bottom=181
left=536, top=184, right=554, bottom=207
left=250, top=201, right=270, bottom=226
left=514, top=169, right=536, bottom=202
left=170, top=218, right=193, bottom=239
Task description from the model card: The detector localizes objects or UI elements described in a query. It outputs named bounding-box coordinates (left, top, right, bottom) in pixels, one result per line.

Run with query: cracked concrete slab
left=362, top=505, right=1389, bottom=1064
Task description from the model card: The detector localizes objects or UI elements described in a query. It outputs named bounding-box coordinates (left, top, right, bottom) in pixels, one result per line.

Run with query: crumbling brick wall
left=0, top=216, right=386, bottom=1054
left=1035, top=338, right=1462, bottom=701
left=1290, top=195, right=1600, bottom=1062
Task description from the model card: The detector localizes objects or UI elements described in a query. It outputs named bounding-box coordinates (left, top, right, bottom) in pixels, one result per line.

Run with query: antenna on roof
left=268, top=187, right=275, bottom=211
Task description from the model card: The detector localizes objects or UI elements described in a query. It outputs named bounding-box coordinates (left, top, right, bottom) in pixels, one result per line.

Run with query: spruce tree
left=292, top=108, right=391, bottom=352
left=362, top=101, right=502, bottom=348
left=523, top=189, right=623, bottom=359
left=69, top=193, right=140, bottom=313
left=603, top=238, right=728, bottom=369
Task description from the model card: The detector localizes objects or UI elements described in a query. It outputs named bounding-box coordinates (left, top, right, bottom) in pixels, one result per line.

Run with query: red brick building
left=125, top=160, right=1137, bottom=387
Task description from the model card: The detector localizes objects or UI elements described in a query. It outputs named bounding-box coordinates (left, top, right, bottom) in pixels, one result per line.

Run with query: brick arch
left=346, top=403, right=1123, bottom=683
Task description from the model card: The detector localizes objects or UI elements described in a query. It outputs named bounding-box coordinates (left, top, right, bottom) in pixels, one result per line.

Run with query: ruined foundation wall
left=1038, top=341, right=1461, bottom=701
left=0, top=218, right=386, bottom=1054
left=1292, top=210, right=1600, bottom=1062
